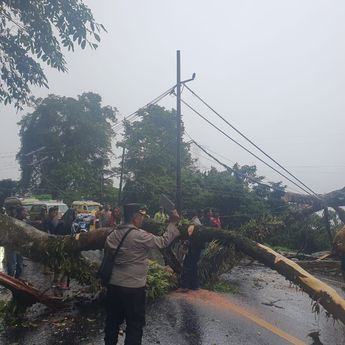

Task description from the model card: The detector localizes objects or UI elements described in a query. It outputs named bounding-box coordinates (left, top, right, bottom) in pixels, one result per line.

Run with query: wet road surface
left=1, top=261, right=345, bottom=344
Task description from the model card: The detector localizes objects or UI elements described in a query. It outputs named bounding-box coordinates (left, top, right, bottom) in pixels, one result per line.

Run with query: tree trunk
left=0, top=272, right=64, bottom=309
left=284, top=187, right=345, bottom=222
left=1, top=215, right=345, bottom=324
left=0, top=215, right=113, bottom=260
left=284, top=187, right=345, bottom=209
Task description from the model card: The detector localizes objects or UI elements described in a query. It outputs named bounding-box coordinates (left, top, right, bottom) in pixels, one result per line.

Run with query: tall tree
left=17, top=92, right=117, bottom=203
left=119, top=104, right=287, bottom=219
left=0, top=0, right=104, bottom=108
left=119, top=105, right=193, bottom=209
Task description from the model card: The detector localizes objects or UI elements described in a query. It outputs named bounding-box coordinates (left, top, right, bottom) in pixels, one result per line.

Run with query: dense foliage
left=0, top=0, right=104, bottom=108
left=17, top=92, right=117, bottom=204
left=146, top=260, right=177, bottom=300
left=119, top=105, right=286, bottom=220
left=0, top=179, right=18, bottom=205
left=117, top=104, right=340, bottom=252
left=119, top=105, right=193, bottom=209
left=267, top=210, right=343, bottom=253
left=12, top=97, right=339, bottom=253
left=198, top=240, right=239, bottom=285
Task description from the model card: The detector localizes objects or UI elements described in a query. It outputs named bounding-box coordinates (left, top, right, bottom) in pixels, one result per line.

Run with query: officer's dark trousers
left=180, top=244, right=202, bottom=290
left=180, top=252, right=199, bottom=290
left=104, top=285, right=146, bottom=345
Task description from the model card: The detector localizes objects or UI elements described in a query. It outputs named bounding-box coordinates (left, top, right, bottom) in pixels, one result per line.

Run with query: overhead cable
left=112, top=86, right=174, bottom=132
left=184, top=85, right=319, bottom=198
left=181, top=98, right=315, bottom=197
left=186, top=132, right=290, bottom=195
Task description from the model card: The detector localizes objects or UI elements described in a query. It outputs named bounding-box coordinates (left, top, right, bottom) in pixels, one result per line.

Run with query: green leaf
left=17, top=92, right=117, bottom=203
left=0, top=1, right=104, bottom=109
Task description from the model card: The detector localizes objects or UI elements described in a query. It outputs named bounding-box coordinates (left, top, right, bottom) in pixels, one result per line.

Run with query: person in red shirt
left=211, top=212, right=222, bottom=228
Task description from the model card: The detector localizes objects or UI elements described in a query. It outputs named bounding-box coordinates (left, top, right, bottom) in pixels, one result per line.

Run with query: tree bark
left=0, top=215, right=113, bottom=261
left=284, top=187, right=345, bottom=221
left=0, top=272, right=64, bottom=309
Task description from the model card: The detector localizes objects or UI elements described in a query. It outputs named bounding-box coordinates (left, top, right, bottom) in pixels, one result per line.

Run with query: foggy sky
left=1, top=0, right=345, bottom=194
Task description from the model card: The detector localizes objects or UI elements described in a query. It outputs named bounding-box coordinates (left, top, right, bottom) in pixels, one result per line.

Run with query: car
left=71, top=200, right=101, bottom=215
left=71, top=201, right=101, bottom=230
left=29, top=201, right=68, bottom=221
left=3, top=196, right=22, bottom=210
left=21, top=197, right=40, bottom=211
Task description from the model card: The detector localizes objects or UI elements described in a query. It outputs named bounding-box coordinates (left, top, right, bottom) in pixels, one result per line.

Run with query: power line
left=186, top=132, right=289, bottom=195
left=189, top=146, right=300, bottom=195
left=112, top=86, right=174, bottom=133
left=112, top=91, right=171, bottom=132
left=181, top=98, right=316, bottom=197
left=184, top=85, right=320, bottom=197
left=192, top=143, right=236, bottom=166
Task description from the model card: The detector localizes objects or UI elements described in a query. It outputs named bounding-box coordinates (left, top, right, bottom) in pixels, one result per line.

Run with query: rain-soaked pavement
left=0, top=254, right=345, bottom=344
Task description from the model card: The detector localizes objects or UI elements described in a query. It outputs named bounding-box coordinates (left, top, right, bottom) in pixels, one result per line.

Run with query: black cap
left=123, top=203, right=147, bottom=223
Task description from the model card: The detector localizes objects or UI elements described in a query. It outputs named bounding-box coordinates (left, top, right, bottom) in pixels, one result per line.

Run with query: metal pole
left=118, top=146, right=125, bottom=205
left=100, top=171, right=104, bottom=204
left=176, top=50, right=182, bottom=213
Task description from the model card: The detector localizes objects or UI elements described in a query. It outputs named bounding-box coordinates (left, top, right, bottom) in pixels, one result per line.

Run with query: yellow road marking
left=173, top=289, right=306, bottom=345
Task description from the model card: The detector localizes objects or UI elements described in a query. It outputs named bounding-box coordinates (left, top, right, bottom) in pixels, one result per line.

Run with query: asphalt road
left=1, top=256, right=345, bottom=344
left=89, top=263, right=345, bottom=345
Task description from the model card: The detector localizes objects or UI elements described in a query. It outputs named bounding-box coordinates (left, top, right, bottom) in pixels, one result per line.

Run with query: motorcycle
left=71, top=214, right=93, bottom=234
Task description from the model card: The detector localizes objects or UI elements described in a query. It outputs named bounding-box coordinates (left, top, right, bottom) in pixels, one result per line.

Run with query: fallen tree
left=284, top=187, right=345, bottom=210
left=284, top=186, right=345, bottom=222
left=275, top=187, right=345, bottom=251
left=1, top=215, right=345, bottom=324
left=0, top=272, right=63, bottom=309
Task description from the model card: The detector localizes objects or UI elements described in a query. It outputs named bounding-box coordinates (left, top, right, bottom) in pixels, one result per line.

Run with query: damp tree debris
left=0, top=211, right=345, bottom=325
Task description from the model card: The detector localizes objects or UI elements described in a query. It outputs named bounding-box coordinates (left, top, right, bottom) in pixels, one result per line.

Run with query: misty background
left=0, top=0, right=344, bottom=194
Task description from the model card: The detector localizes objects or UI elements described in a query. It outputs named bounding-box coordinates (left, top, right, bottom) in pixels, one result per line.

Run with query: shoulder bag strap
left=112, top=227, right=136, bottom=261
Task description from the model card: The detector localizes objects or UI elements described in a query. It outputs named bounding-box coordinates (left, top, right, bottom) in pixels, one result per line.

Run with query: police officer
left=104, top=203, right=180, bottom=345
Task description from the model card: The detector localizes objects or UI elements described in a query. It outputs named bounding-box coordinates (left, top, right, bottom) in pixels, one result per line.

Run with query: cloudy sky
left=1, top=0, right=345, bottom=194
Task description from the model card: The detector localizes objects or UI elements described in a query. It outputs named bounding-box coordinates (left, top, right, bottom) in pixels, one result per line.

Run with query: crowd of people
left=96, top=205, right=122, bottom=228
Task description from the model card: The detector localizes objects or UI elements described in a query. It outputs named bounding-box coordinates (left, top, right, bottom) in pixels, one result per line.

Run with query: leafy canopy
left=0, top=179, right=18, bottom=205
left=17, top=92, right=117, bottom=204
left=119, top=105, right=193, bottom=209
left=118, top=104, right=285, bottom=220
left=0, top=0, right=104, bottom=108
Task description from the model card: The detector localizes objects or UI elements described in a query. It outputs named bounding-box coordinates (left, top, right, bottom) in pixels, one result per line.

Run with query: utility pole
left=100, top=171, right=104, bottom=204
left=175, top=51, right=196, bottom=213
left=176, top=50, right=182, bottom=213
left=118, top=146, right=126, bottom=205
